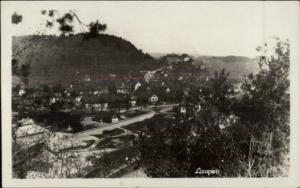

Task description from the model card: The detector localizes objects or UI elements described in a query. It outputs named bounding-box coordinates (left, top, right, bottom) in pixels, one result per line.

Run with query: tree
left=236, top=38, right=290, bottom=176
left=12, top=12, right=22, bottom=24
left=56, top=13, right=75, bottom=36
left=207, top=68, right=234, bottom=113
left=135, top=39, right=290, bottom=177
left=238, top=39, right=289, bottom=125
left=40, top=10, right=107, bottom=37
left=84, top=20, right=107, bottom=39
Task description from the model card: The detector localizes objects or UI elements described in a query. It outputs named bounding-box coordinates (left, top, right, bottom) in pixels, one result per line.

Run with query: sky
left=6, top=1, right=299, bottom=57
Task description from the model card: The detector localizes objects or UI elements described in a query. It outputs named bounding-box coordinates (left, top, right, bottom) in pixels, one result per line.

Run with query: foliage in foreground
left=136, top=38, right=290, bottom=177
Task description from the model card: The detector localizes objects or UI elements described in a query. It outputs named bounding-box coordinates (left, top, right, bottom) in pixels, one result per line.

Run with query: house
left=134, top=82, right=142, bottom=91
left=177, top=103, right=201, bottom=115
left=112, top=115, right=119, bottom=123
left=85, top=87, right=109, bottom=96
left=74, top=96, right=82, bottom=106
left=149, top=94, right=158, bottom=103
left=130, top=96, right=137, bottom=107
left=84, top=75, right=91, bottom=82
left=50, top=97, right=56, bottom=104
left=130, top=100, right=137, bottom=107
left=93, top=103, right=108, bottom=110
left=117, top=88, right=129, bottom=94
left=129, top=95, right=137, bottom=107
left=83, top=97, right=109, bottom=111
left=180, top=106, right=187, bottom=114
left=102, top=103, right=109, bottom=110
left=116, top=82, right=130, bottom=94
left=51, top=94, right=63, bottom=103
left=85, top=103, right=108, bottom=111
left=18, top=88, right=26, bottom=96
left=193, top=104, right=202, bottom=112
left=76, top=86, right=94, bottom=96
left=92, top=103, right=102, bottom=109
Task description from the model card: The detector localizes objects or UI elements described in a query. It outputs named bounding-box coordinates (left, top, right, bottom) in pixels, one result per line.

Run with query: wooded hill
left=12, top=34, right=159, bottom=86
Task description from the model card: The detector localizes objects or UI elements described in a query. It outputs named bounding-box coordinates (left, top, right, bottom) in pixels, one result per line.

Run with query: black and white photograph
left=1, top=1, right=300, bottom=187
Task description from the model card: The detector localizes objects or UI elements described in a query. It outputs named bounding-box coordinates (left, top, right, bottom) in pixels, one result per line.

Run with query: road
left=74, top=111, right=155, bottom=138
left=73, top=104, right=176, bottom=138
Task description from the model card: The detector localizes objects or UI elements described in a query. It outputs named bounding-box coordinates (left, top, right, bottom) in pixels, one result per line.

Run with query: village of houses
left=12, top=54, right=242, bottom=178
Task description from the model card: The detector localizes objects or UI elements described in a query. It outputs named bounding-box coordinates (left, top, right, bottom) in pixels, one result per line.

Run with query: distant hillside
left=152, top=53, right=260, bottom=80
left=193, top=55, right=260, bottom=80
left=13, top=34, right=159, bottom=86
